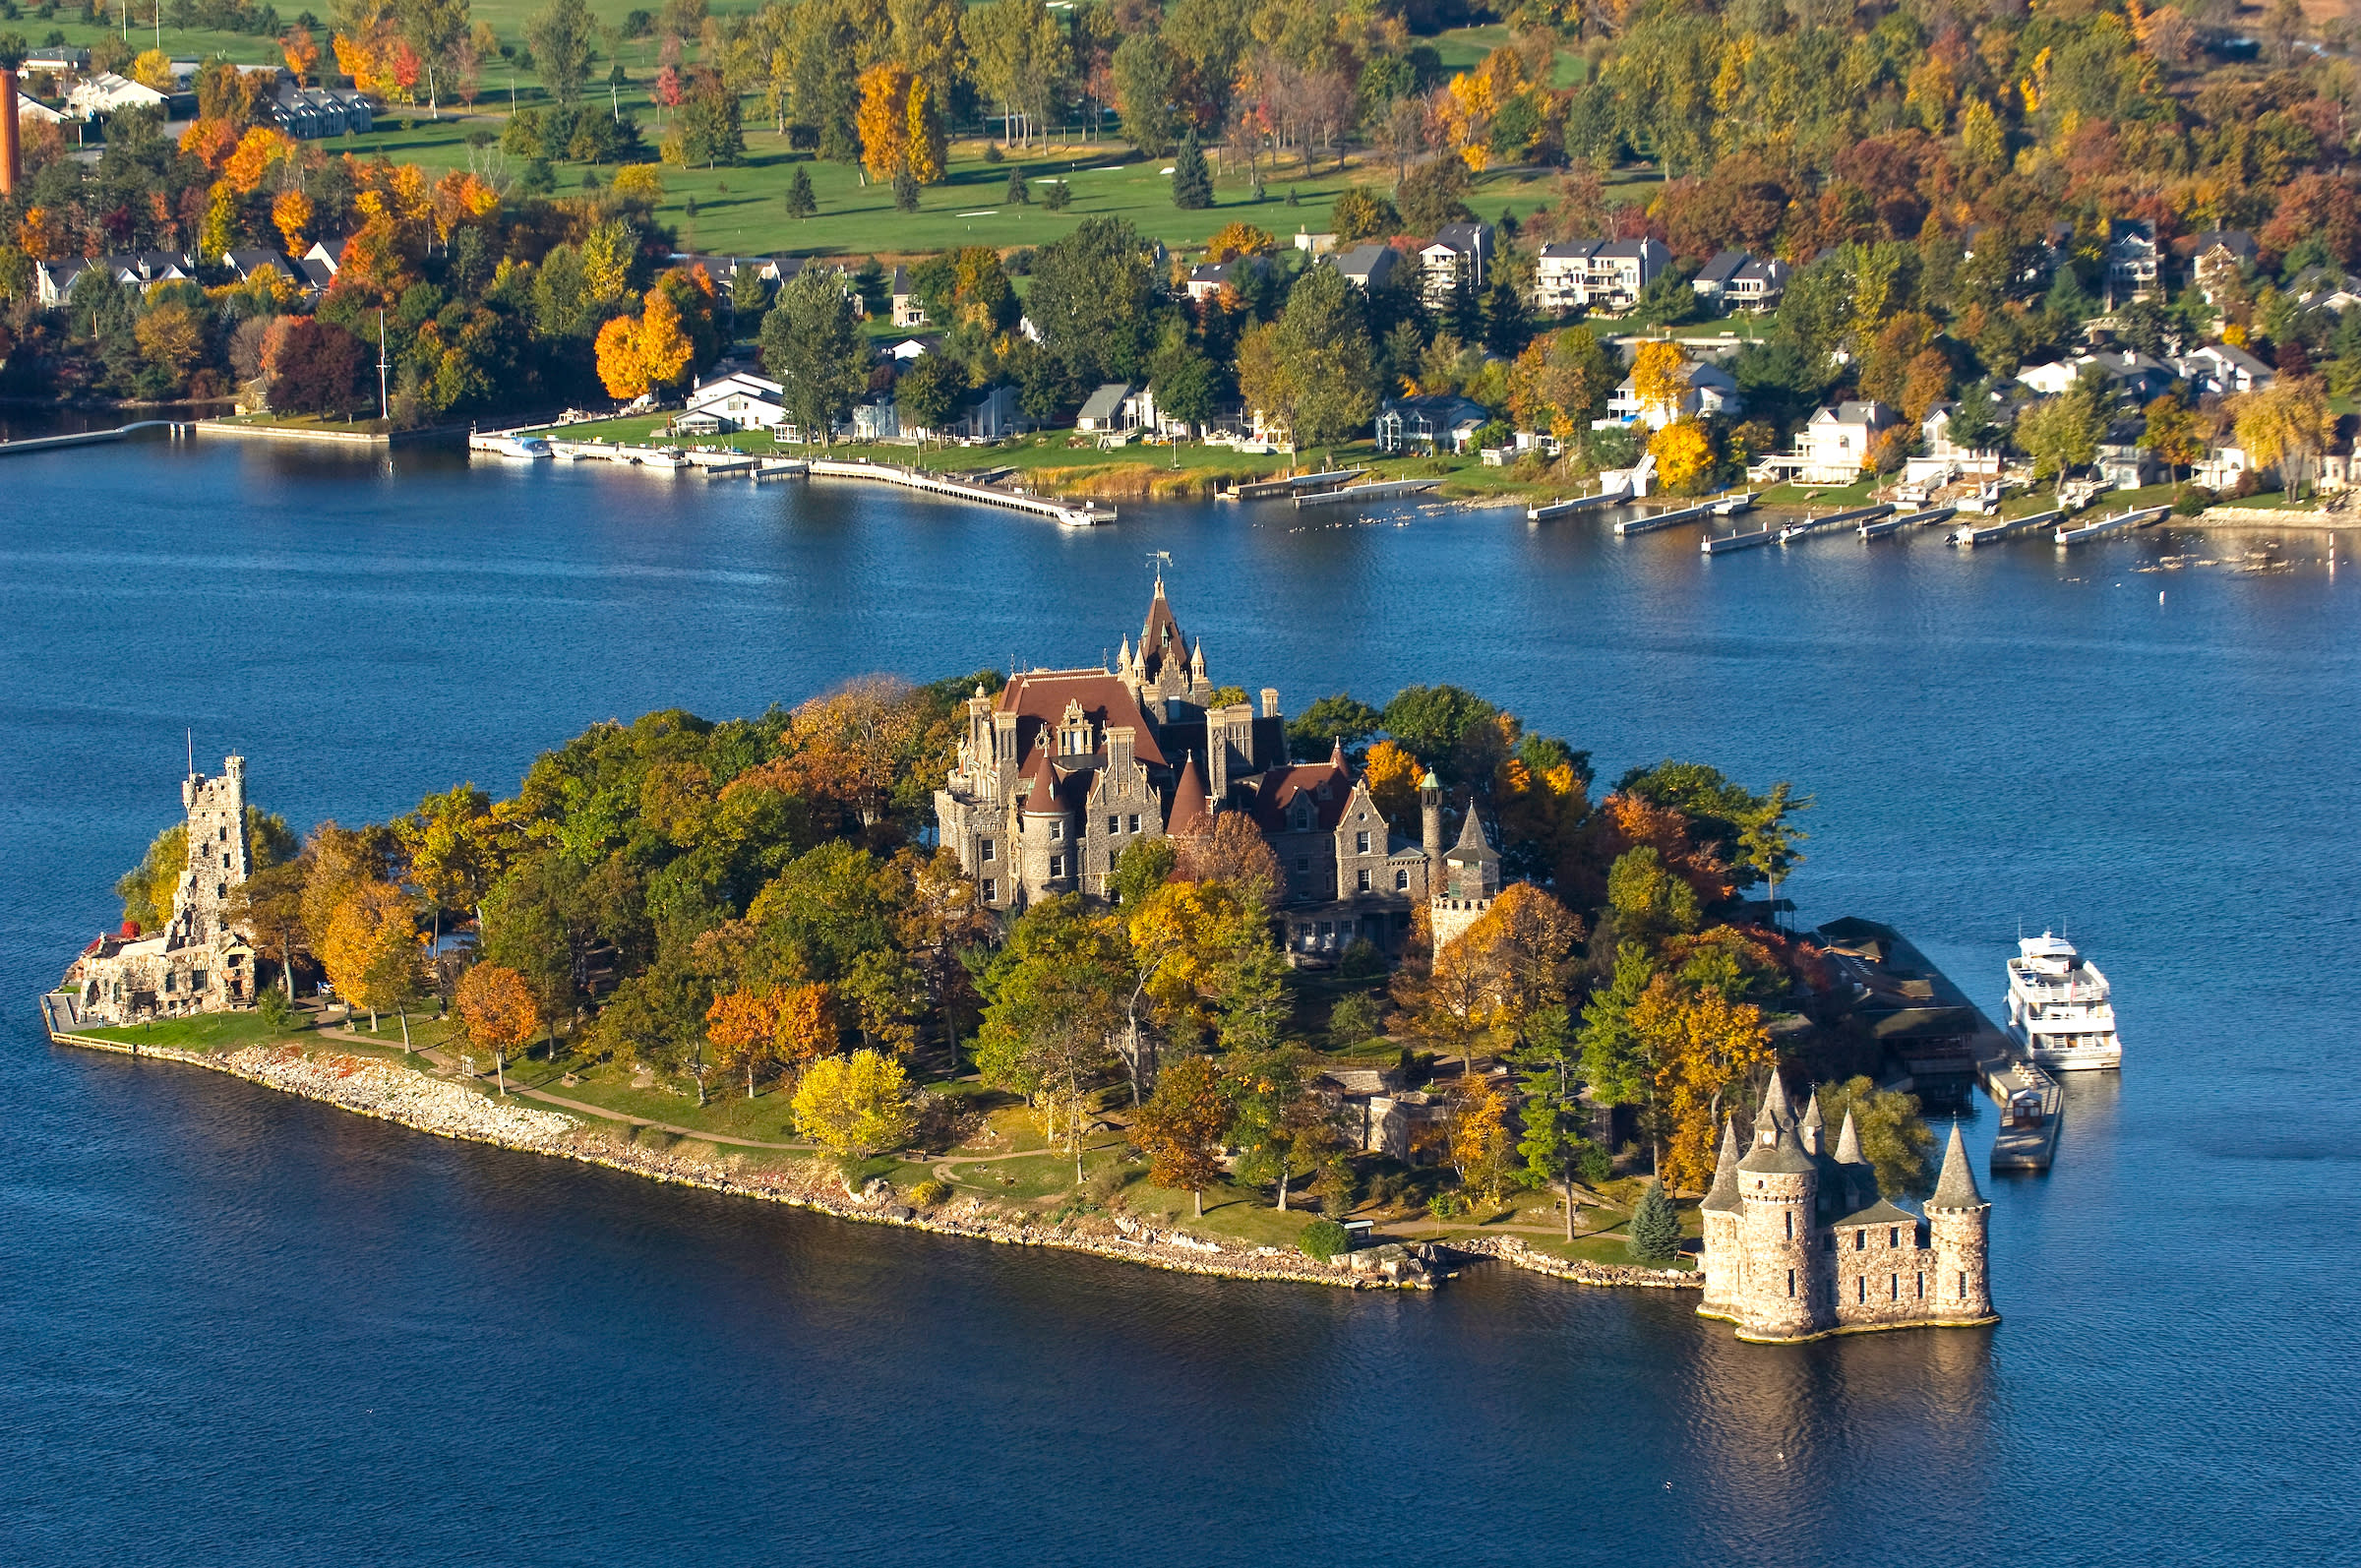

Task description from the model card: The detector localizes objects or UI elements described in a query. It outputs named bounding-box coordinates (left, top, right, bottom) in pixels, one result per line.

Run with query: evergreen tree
left=1004, top=166, right=1030, bottom=205
left=784, top=166, right=817, bottom=220
left=1171, top=134, right=1211, bottom=211
left=1626, top=1178, right=1682, bottom=1265
left=892, top=168, right=920, bottom=211
left=1044, top=179, right=1072, bottom=211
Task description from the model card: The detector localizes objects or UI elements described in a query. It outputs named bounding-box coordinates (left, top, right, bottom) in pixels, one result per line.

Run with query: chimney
left=1260, top=687, right=1280, bottom=718
left=0, top=65, right=19, bottom=198
left=1106, top=725, right=1135, bottom=775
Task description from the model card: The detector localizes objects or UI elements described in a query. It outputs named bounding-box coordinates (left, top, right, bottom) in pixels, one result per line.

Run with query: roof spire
left=1762, top=1070, right=1793, bottom=1133
left=1929, top=1122, right=1985, bottom=1209
left=1834, top=1107, right=1865, bottom=1166
left=1168, top=754, right=1211, bottom=839
left=1798, top=1089, right=1824, bottom=1154
left=1329, top=734, right=1348, bottom=771
left=1701, top=1116, right=1743, bottom=1212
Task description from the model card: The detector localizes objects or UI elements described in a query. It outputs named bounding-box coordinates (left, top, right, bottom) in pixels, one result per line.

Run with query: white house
left=2292, top=268, right=2361, bottom=315
left=889, top=266, right=927, bottom=329
left=1076, top=382, right=1133, bottom=433
left=34, top=251, right=194, bottom=306
left=1755, top=401, right=1900, bottom=485
left=1418, top=222, right=1492, bottom=306
left=1904, top=402, right=2007, bottom=488
left=1184, top=257, right=1261, bottom=302
left=65, top=73, right=168, bottom=118
left=2178, top=342, right=2275, bottom=396
left=2104, top=218, right=2159, bottom=302
left=1605, top=358, right=1742, bottom=430
left=1691, top=250, right=1788, bottom=311
left=1534, top=238, right=1670, bottom=314
left=2017, top=349, right=2174, bottom=400
left=681, top=371, right=788, bottom=432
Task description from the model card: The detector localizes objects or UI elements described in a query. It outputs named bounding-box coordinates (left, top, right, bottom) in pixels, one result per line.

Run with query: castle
left=934, top=577, right=1500, bottom=959
left=1697, top=1073, right=1996, bottom=1342
left=67, top=756, right=258, bottom=1025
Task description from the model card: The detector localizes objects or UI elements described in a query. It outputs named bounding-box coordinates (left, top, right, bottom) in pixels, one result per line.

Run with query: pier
left=1295, top=478, right=1440, bottom=509
left=1223, top=468, right=1365, bottom=501
left=0, top=420, right=193, bottom=459
left=1975, top=1046, right=2065, bottom=1173
left=1861, top=505, right=1957, bottom=538
left=803, top=456, right=1115, bottom=525
left=1612, top=498, right=1718, bottom=536
left=1951, top=508, right=2063, bottom=546
left=1778, top=503, right=1895, bottom=544
left=1701, top=522, right=1781, bottom=554
left=1528, top=482, right=1630, bottom=520
left=2055, top=504, right=2171, bottom=545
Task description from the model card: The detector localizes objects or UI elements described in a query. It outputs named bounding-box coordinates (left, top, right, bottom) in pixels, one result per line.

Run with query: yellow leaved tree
left=1630, top=341, right=1691, bottom=424
left=1650, top=417, right=1716, bottom=495
left=793, top=1050, right=919, bottom=1184
left=594, top=289, right=695, bottom=400
left=1627, top=976, right=1775, bottom=1191
left=320, top=880, right=418, bottom=1040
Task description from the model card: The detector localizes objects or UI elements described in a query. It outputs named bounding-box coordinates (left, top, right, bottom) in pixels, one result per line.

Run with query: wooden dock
left=1951, top=508, right=2063, bottom=546
left=1528, top=484, right=1630, bottom=521
left=1701, top=522, right=1781, bottom=554
left=1295, top=477, right=1440, bottom=509
left=1861, top=505, right=1957, bottom=538
left=1975, top=1046, right=2065, bottom=1173
left=2055, top=504, right=2170, bottom=545
left=804, top=456, right=1115, bottom=525
left=1778, top=503, right=1894, bottom=544
left=1223, top=468, right=1364, bottom=501
left=1612, top=499, right=1716, bottom=535
left=0, top=419, right=193, bottom=458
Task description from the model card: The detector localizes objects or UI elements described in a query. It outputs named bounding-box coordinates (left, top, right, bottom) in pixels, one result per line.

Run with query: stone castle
left=1697, top=1073, right=1996, bottom=1342
left=934, top=577, right=1500, bottom=958
left=67, top=755, right=258, bottom=1025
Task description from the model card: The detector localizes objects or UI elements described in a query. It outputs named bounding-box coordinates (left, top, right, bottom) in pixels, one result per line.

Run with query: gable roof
left=1248, top=751, right=1356, bottom=835
left=994, top=669, right=1167, bottom=770
left=1697, top=249, right=1749, bottom=285
left=1077, top=382, right=1130, bottom=422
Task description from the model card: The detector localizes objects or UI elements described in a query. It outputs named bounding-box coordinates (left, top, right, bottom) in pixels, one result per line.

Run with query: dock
left=2055, top=504, right=2171, bottom=545
left=1223, top=468, right=1365, bottom=501
left=1529, top=482, right=1630, bottom=520
left=1951, top=508, right=2063, bottom=546
left=0, top=420, right=193, bottom=459
left=1295, top=478, right=1439, bottom=509
left=550, top=439, right=691, bottom=468
left=1612, top=498, right=1718, bottom=536
left=1701, top=522, right=1780, bottom=554
left=1710, top=491, right=1757, bottom=516
left=1778, top=503, right=1895, bottom=544
left=1974, top=1046, right=2065, bottom=1173
left=804, top=456, right=1115, bottom=525
left=1861, top=505, right=1956, bottom=538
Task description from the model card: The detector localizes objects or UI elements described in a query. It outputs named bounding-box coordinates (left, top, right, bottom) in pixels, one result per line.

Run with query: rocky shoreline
left=55, top=1032, right=1457, bottom=1291
left=1459, top=1235, right=1703, bottom=1291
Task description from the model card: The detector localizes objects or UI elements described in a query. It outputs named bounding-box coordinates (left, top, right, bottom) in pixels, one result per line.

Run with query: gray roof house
left=1077, top=382, right=1133, bottom=432
left=890, top=266, right=928, bottom=328
left=1417, top=222, right=1493, bottom=305
left=1692, top=250, right=1788, bottom=311
left=1324, top=242, right=1400, bottom=292
left=2177, top=342, right=2275, bottom=396
left=1534, top=237, right=1670, bottom=313
left=1374, top=393, right=1489, bottom=455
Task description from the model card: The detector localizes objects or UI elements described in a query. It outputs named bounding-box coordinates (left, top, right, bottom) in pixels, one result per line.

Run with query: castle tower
left=1428, top=803, right=1500, bottom=952
left=1733, top=1081, right=1824, bottom=1342
left=1797, top=1090, right=1824, bottom=1157
left=177, top=755, right=249, bottom=945
left=1420, top=768, right=1443, bottom=867
left=1696, top=1116, right=1744, bottom=1320
left=1926, top=1122, right=1998, bottom=1326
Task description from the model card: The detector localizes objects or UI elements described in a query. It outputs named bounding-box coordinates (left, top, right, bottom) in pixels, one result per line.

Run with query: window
left=1296, top=857, right=1309, bottom=874
left=1357, top=870, right=1370, bottom=892
left=1395, top=870, right=1409, bottom=891
left=220, top=853, right=230, bottom=869
left=164, top=973, right=176, bottom=993
left=1853, top=1232, right=1864, bottom=1251
left=1889, top=1227, right=1899, bottom=1248
left=215, top=882, right=226, bottom=899
left=1356, top=831, right=1370, bottom=854
left=1108, top=815, right=1120, bottom=835
left=1786, top=1269, right=1795, bottom=1298
left=1784, top=1210, right=1792, bottom=1240
left=1857, top=1277, right=1866, bottom=1303
left=191, top=971, right=208, bottom=991
left=1049, top=856, right=1065, bottom=878
left=982, top=878, right=996, bottom=902
left=1959, top=1271, right=1968, bottom=1298
left=980, top=840, right=996, bottom=863
left=1049, top=820, right=1063, bottom=843
left=218, top=825, right=228, bottom=841
left=1890, top=1274, right=1899, bottom=1300
left=1916, top=1272, right=1925, bottom=1298
left=1127, top=814, right=1140, bottom=833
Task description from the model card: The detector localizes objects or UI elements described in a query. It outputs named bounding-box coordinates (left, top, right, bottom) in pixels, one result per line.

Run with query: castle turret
left=1926, top=1122, right=1998, bottom=1326
left=177, top=754, right=250, bottom=945
left=1419, top=768, right=1443, bottom=867
left=1733, top=1082, right=1824, bottom=1342
left=1798, top=1089, right=1824, bottom=1157
left=1696, top=1116, right=1745, bottom=1320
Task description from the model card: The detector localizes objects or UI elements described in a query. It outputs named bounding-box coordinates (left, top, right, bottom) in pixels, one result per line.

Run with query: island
left=48, top=581, right=1992, bottom=1333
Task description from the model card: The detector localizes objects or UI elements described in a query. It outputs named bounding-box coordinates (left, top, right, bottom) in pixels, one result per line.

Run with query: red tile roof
left=1248, top=752, right=1355, bottom=834
left=994, top=669, right=1167, bottom=768
left=1168, top=754, right=1212, bottom=838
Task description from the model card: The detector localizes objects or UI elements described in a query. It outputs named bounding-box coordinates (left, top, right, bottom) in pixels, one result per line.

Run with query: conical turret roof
left=1420, top=766, right=1441, bottom=792
left=1762, top=1070, right=1793, bottom=1131
left=1701, top=1116, right=1744, bottom=1213
left=1445, top=803, right=1498, bottom=864
left=1168, top=754, right=1211, bottom=839
left=1834, top=1107, right=1865, bottom=1167
left=1800, top=1090, right=1824, bottom=1136
left=1929, top=1122, right=1986, bottom=1210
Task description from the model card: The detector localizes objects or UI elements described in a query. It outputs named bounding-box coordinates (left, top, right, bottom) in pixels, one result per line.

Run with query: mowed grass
left=77, top=1009, right=301, bottom=1052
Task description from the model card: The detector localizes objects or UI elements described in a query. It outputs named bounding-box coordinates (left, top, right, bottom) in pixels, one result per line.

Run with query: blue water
left=3, top=438, right=2355, bottom=1565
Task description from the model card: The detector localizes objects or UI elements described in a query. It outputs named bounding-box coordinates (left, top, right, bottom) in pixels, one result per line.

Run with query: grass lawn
left=78, top=1010, right=304, bottom=1052
left=1756, top=477, right=1879, bottom=509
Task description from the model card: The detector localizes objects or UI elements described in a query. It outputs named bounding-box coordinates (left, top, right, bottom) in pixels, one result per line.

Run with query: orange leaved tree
left=320, top=880, right=418, bottom=1040
left=1132, top=1053, right=1229, bottom=1218
left=456, top=963, right=540, bottom=1093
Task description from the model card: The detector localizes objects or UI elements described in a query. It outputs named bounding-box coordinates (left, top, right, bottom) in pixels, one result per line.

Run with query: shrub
left=908, top=1176, right=951, bottom=1207
left=892, top=169, right=920, bottom=211
left=1339, top=938, right=1384, bottom=981
left=255, top=986, right=297, bottom=1028
left=1425, top=1189, right=1462, bottom=1221
left=1626, top=1178, right=1682, bottom=1264
left=982, top=141, right=1002, bottom=163
left=1300, top=1218, right=1351, bottom=1261
left=1043, top=179, right=1070, bottom=211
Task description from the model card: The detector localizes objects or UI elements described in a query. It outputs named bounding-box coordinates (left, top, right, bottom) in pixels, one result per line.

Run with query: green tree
left=1816, top=1074, right=1937, bottom=1199
left=784, top=166, right=817, bottom=220
left=1606, top=846, right=1702, bottom=946
left=1026, top=215, right=1162, bottom=386
left=525, top=0, right=598, bottom=106
left=1517, top=1086, right=1599, bottom=1241
left=1109, top=835, right=1176, bottom=909
left=1241, top=262, right=1379, bottom=452
left=1379, top=685, right=1497, bottom=774
left=759, top=265, right=869, bottom=448
left=1625, top=1177, right=1681, bottom=1264
left=1112, top=30, right=1181, bottom=155
left=975, top=894, right=1125, bottom=1180
left=1171, top=132, right=1212, bottom=210
left=2016, top=375, right=2105, bottom=494
left=893, top=350, right=966, bottom=442
left=1580, top=938, right=1657, bottom=1118
left=1287, top=693, right=1383, bottom=760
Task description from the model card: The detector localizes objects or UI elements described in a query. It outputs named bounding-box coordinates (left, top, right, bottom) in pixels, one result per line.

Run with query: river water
left=2, top=438, right=2355, bottom=1565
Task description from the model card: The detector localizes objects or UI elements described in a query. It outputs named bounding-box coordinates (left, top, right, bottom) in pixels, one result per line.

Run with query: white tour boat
left=468, top=431, right=554, bottom=459
left=2005, top=932, right=2123, bottom=1071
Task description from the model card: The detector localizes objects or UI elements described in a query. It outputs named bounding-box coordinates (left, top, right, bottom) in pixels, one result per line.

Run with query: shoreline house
left=63, top=757, right=258, bottom=1027
left=1753, top=401, right=1899, bottom=485
left=1418, top=222, right=1493, bottom=306
left=680, top=370, right=788, bottom=433
left=1691, top=250, right=1788, bottom=312
left=2104, top=218, right=2160, bottom=302
left=1905, top=399, right=2010, bottom=488
left=34, top=250, right=195, bottom=306
left=1604, top=357, right=1742, bottom=430
left=935, top=579, right=1462, bottom=959
left=1696, top=1078, right=1995, bottom=1343
left=2177, top=342, right=2274, bottom=396
left=1534, top=238, right=1670, bottom=315
left=1374, top=393, right=1488, bottom=455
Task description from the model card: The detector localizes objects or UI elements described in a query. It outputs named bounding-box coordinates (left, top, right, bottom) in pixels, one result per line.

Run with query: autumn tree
left=1649, top=417, right=1715, bottom=494
left=595, top=288, right=695, bottom=399
left=321, top=880, right=418, bottom=1037
left=1626, top=975, right=1775, bottom=1191
left=705, top=987, right=783, bottom=1100
left=1630, top=340, right=1690, bottom=425
left=1131, top=1052, right=1227, bottom=1217
left=1445, top=1073, right=1515, bottom=1211
left=1225, top=1047, right=1335, bottom=1211
left=2140, top=393, right=2205, bottom=485
left=793, top=1049, right=919, bottom=1180
left=456, top=962, right=540, bottom=1092
left=2233, top=379, right=2336, bottom=497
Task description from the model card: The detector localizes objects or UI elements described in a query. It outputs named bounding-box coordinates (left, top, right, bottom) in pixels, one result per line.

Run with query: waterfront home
left=1906, top=401, right=2009, bottom=488
left=890, top=267, right=927, bottom=328
left=2178, top=342, right=2274, bottom=396
left=1605, top=358, right=1742, bottom=430
left=1418, top=223, right=1493, bottom=306
left=34, top=251, right=195, bottom=305
left=1533, top=238, right=1670, bottom=314
left=1691, top=250, right=1788, bottom=311
left=1754, top=401, right=1900, bottom=485
left=1323, top=242, right=1399, bottom=294
left=1076, top=383, right=1133, bottom=434
left=2016, top=349, right=2175, bottom=400
left=1374, top=394, right=1488, bottom=455
left=682, top=371, right=788, bottom=433
left=2095, top=419, right=2164, bottom=490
